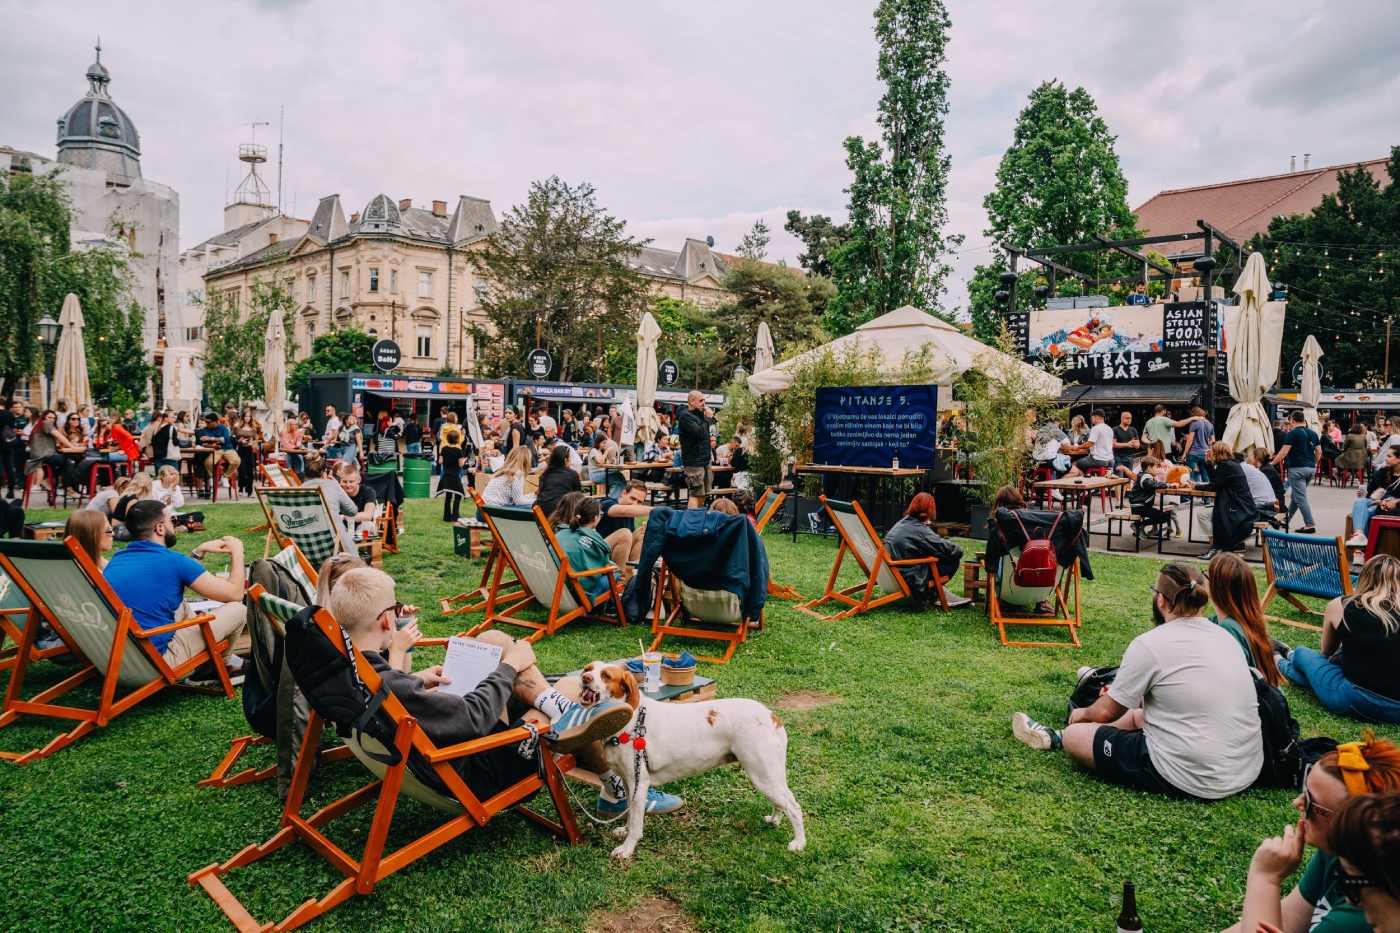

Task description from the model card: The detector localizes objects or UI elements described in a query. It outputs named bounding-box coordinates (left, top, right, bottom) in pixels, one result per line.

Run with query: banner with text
left=813, top=384, right=938, bottom=469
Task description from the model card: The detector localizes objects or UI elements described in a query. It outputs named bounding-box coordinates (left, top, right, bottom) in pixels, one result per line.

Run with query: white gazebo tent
left=746, top=305, right=1061, bottom=402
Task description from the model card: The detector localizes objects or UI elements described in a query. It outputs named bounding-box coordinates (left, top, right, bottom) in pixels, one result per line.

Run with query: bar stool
left=22, top=465, right=59, bottom=508
left=210, top=459, right=239, bottom=503
left=87, top=461, right=117, bottom=497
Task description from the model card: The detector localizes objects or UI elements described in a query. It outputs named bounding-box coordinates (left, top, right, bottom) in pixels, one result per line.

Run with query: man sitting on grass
left=1011, top=561, right=1263, bottom=800
left=330, top=567, right=684, bottom=815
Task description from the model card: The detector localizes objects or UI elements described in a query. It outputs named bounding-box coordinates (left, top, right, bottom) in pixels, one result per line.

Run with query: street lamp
left=36, top=314, right=61, bottom=409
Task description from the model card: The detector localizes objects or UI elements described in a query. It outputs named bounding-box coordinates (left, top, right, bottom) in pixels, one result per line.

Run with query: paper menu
left=438, top=636, right=504, bottom=697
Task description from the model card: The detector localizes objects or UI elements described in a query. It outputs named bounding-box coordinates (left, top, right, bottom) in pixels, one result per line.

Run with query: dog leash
left=560, top=707, right=653, bottom=828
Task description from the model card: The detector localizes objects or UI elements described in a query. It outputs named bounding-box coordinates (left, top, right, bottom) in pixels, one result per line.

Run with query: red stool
left=211, top=460, right=238, bottom=502
left=1082, top=465, right=1115, bottom=509
left=22, top=465, right=58, bottom=508
left=1030, top=465, right=1054, bottom=506
left=87, top=461, right=117, bottom=497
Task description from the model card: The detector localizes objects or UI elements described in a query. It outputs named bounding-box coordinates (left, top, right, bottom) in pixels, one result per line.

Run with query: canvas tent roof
left=746, top=305, right=1062, bottom=399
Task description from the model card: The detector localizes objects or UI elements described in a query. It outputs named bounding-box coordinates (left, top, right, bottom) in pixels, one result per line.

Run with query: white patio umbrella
left=50, top=293, right=91, bottom=412
left=263, top=310, right=288, bottom=451
left=1300, top=334, right=1323, bottom=433
left=635, top=311, right=662, bottom=443
left=1222, top=252, right=1279, bottom=454
left=754, top=321, right=775, bottom=374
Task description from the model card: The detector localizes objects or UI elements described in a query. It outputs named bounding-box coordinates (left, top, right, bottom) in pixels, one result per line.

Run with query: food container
left=661, top=664, right=696, bottom=686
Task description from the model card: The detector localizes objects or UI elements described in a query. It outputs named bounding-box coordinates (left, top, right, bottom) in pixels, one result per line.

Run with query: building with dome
left=0, top=42, right=180, bottom=405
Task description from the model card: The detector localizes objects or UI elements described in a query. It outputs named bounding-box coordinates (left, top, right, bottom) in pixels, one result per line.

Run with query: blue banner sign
left=813, top=384, right=938, bottom=469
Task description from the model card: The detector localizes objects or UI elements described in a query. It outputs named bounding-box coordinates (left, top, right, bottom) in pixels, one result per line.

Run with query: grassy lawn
left=0, top=498, right=1395, bottom=932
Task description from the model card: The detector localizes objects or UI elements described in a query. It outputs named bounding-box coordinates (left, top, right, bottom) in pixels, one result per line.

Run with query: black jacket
left=677, top=408, right=711, bottom=468
left=1258, top=461, right=1285, bottom=505
left=1195, top=459, right=1257, bottom=549
left=1365, top=465, right=1400, bottom=501
left=535, top=466, right=582, bottom=519
left=883, top=516, right=963, bottom=589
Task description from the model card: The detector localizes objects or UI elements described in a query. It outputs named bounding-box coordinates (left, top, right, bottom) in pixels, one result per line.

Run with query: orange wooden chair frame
left=0, top=606, right=69, bottom=672
left=983, top=557, right=1083, bottom=649
left=465, top=502, right=625, bottom=644
left=188, top=605, right=580, bottom=931
left=795, top=496, right=951, bottom=620
left=0, top=538, right=234, bottom=764
left=754, top=490, right=802, bottom=600
left=649, top=561, right=759, bottom=664
left=440, top=491, right=526, bottom=618
left=376, top=501, right=400, bottom=554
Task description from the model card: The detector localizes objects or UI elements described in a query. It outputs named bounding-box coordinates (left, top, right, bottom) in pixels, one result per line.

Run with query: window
left=418, top=270, right=433, bottom=297
left=339, top=269, right=350, bottom=296
left=416, top=324, right=433, bottom=358
left=305, top=321, right=316, bottom=349
left=389, top=269, right=398, bottom=294
left=306, top=274, right=316, bottom=303
left=368, top=267, right=379, bottom=292
left=184, top=327, right=203, bottom=342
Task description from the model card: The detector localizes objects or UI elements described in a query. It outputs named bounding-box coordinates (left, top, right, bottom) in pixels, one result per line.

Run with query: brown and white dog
left=578, top=661, right=806, bottom=860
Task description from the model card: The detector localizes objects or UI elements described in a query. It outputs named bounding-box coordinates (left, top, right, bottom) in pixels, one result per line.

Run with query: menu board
left=1162, top=302, right=1207, bottom=351
left=1006, top=312, right=1030, bottom=356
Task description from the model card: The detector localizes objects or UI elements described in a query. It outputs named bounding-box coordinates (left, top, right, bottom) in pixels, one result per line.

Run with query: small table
left=1032, top=475, right=1128, bottom=538
left=355, top=536, right=384, bottom=568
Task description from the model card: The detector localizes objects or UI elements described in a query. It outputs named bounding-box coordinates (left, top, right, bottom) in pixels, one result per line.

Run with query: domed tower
left=55, top=40, right=142, bottom=182
left=359, top=193, right=403, bottom=233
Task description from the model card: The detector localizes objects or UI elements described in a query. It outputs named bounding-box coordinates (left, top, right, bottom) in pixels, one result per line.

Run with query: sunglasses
left=1337, top=869, right=1381, bottom=905
left=1301, top=764, right=1338, bottom=820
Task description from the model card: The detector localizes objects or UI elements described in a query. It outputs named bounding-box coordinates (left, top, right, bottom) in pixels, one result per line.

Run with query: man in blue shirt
left=104, top=500, right=248, bottom=672
left=1272, top=410, right=1322, bottom=534
left=194, top=411, right=241, bottom=496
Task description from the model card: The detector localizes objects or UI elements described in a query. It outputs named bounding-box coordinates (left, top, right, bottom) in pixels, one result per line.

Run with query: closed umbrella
left=635, top=311, right=661, bottom=443
left=51, top=293, right=91, bottom=412
left=1300, top=335, right=1323, bottom=434
left=1222, top=251, right=1278, bottom=454
left=754, top=321, right=775, bottom=374
left=465, top=401, right=485, bottom=450
left=263, top=309, right=288, bottom=452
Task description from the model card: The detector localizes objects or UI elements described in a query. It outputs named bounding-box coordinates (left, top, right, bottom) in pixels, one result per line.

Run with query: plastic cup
left=643, top=651, right=662, bottom=694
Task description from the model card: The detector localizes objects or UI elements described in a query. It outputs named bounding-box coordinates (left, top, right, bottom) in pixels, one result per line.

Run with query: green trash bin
left=402, top=454, right=432, bottom=499
left=367, top=460, right=398, bottom=476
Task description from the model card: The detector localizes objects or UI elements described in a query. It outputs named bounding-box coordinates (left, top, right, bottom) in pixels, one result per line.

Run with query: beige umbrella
left=635, top=311, right=661, bottom=443
left=754, top=321, right=775, bottom=374
left=50, top=293, right=91, bottom=411
left=465, top=400, right=485, bottom=449
left=1222, top=252, right=1279, bottom=454
left=263, top=309, right=288, bottom=451
left=1300, top=335, right=1323, bottom=433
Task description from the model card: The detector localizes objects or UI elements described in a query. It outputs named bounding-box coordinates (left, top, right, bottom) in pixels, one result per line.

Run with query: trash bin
left=366, top=460, right=398, bottom=476
left=402, top=454, right=432, bottom=499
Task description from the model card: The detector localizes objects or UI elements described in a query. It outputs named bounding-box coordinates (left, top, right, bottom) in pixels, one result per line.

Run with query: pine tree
left=736, top=219, right=771, bottom=260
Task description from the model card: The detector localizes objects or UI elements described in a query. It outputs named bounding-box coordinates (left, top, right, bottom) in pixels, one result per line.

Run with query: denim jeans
left=406, top=442, right=422, bottom=454
left=1280, top=647, right=1400, bottom=723
left=1185, top=451, right=1208, bottom=482
left=1353, top=497, right=1380, bottom=537
left=1286, top=466, right=1316, bottom=528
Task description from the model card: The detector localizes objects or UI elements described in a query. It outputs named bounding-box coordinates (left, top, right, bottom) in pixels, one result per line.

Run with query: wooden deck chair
left=376, top=501, right=400, bottom=554
left=465, top=503, right=626, bottom=643
left=983, top=551, right=1082, bottom=648
left=796, top=497, right=951, bottom=620
left=255, top=485, right=345, bottom=564
left=0, top=538, right=233, bottom=764
left=0, top=565, right=69, bottom=672
left=201, top=584, right=352, bottom=789
left=651, top=562, right=759, bottom=664
left=440, top=490, right=526, bottom=618
left=1261, top=529, right=1350, bottom=632
left=248, top=462, right=301, bottom=532
left=189, top=604, right=579, bottom=931
left=753, top=491, right=802, bottom=600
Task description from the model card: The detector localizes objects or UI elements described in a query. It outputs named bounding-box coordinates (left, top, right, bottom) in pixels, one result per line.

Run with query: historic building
left=627, top=237, right=738, bottom=308
left=202, top=192, right=498, bottom=376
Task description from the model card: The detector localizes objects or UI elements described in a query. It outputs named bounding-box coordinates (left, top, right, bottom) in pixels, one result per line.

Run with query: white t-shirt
left=538, top=413, right=557, bottom=437
left=1108, top=616, right=1263, bottom=799
left=1088, top=423, right=1115, bottom=462
left=323, top=416, right=342, bottom=445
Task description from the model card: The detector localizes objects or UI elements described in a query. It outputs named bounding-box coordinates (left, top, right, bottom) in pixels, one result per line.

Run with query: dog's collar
left=606, top=704, right=647, bottom=750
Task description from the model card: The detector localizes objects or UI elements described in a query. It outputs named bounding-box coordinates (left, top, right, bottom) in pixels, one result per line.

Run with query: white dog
left=577, top=661, right=806, bottom=860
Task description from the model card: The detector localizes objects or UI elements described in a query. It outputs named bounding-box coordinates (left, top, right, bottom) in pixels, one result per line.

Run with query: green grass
left=0, top=499, right=1394, bottom=932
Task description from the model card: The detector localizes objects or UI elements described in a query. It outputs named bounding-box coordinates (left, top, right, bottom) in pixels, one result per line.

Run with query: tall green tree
left=736, top=219, right=771, bottom=260
left=1253, top=148, right=1400, bottom=387
left=784, top=210, right=849, bottom=278
left=714, top=258, right=831, bottom=371
left=289, top=328, right=378, bottom=396
left=968, top=81, right=1140, bottom=339
left=468, top=176, right=651, bottom=383
left=200, top=277, right=295, bottom=406
left=827, top=0, right=960, bottom=335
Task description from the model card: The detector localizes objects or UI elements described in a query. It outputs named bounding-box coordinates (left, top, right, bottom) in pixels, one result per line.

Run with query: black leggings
left=442, top=492, right=461, bottom=522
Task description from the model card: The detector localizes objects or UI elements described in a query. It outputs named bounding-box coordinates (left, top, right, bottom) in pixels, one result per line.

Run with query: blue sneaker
left=597, top=787, right=684, bottom=815
left=544, top=698, right=632, bottom=753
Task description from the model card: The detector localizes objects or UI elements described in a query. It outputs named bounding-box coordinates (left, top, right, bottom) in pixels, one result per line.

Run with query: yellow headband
left=1335, top=741, right=1372, bottom=797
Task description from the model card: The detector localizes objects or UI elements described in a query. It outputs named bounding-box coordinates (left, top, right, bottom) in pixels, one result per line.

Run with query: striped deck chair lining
left=260, top=488, right=341, bottom=566
left=256, top=590, right=306, bottom=631
left=269, top=546, right=316, bottom=604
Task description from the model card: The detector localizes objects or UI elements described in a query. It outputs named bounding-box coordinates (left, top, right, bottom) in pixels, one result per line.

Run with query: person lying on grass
left=328, top=566, right=683, bottom=816
left=1228, top=733, right=1400, bottom=933
left=1011, top=561, right=1263, bottom=800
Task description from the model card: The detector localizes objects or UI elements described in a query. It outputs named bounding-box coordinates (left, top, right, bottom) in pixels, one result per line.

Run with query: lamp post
left=36, top=314, right=61, bottom=409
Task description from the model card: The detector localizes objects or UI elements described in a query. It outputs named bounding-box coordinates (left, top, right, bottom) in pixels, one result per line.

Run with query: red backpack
left=1012, top=511, right=1063, bottom=589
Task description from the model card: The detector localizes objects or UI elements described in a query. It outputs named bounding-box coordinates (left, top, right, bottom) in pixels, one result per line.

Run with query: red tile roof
left=1133, top=157, right=1390, bottom=255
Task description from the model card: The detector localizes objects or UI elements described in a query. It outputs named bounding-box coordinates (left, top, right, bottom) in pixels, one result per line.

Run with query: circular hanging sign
left=371, top=339, right=402, bottom=372
left=658, top=358, right=680, bottom=387
left=526, top=348, right=553, bottom=379
left=1291, top=358, right=1324, bottom=387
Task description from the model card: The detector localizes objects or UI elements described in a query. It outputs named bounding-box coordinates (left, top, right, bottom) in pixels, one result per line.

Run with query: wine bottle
left=1116, top=880, right=1143, bottom=932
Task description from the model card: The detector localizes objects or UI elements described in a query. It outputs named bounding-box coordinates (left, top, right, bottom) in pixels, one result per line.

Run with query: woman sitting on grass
left=1275, top=554, right=1400, bottom=724
left=884, top=492, right=967, bottom=609
left=548, top=492, right=615, bottom=602
left=1232, top=733, right=1400, bottom=933
left=1206, top=552, right=1282, bottom=686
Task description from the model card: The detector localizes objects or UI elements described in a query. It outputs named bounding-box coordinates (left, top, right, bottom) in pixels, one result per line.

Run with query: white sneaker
left=1346, top=532, right=1368, bottom=548
left=1012, top=712, right=1057, bottom=751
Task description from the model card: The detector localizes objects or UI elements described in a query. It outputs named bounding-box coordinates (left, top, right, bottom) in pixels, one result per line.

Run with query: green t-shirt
left=1143, top=415, right=1177, bottom=448
left=554, top=526, right=613, bottom=600
left=1211, top=615, right=1255, bottom=667
left=1298, top=851, right=1372, bottom=931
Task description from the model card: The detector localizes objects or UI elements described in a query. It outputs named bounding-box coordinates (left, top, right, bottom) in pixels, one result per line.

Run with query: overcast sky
left=4, top=1, right=1398, bottom=315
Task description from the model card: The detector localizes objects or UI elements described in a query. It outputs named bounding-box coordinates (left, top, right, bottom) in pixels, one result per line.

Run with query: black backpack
left=1067, top=665, right=1119, bottom=720
left=1252, top=669, right=1304, bottom=789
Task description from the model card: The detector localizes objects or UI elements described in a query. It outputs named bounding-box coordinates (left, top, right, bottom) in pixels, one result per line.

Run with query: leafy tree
left=968, top=81, right=1140, bottom=339
left=47, top=247, right=152, bottom=409
left=784, top=210, right=849, bottom=278
left=1253, top=148, right=1400, bottom=387
left=200, top=277, right=295, bottom=406
left=736, top=219, right=771, bottom=260
left=289, top=328, right=378, bottom=397
left=713, top=259, right=831, bottom=372
left=827, top=0, right=960, bottom=335
left=650, top=296, right=727, bottom=390
left=469, top=176, right=651, bottom=383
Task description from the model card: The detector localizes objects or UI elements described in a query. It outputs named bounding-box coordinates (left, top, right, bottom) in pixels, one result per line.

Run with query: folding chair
left=983, top=551, right=1082, bottom=648
left=189, top=604, right=580, bottom=931
left=249, top=462, right=301, bottom=532
left=1261, top=529, right=1350, bottom=632
left=795, top=497, right=951, bottom=620
left=651, top=563, right=760, bottom=664
left=465, top=503, right=626, bottom=643
left=0, top=538, right=234, bottom=764
left=255, top=485, right=345, bottom=564
left=0, top=566, right=69, bottom=672
left=441, top=490, right=527, bottom=618
left=753, top=490, right=803, bottom=600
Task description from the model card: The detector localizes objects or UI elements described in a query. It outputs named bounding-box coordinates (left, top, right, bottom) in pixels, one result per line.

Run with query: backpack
left=1012, top=511, right=1062, bottom=589
left=1067, top=665, right=1119, bottom=720
left=1252, top=669, right=1305, bottom=789
left=240, top=560, right=305, bottom=739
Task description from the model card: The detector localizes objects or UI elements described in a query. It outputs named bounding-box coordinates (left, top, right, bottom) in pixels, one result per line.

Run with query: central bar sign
left=813, top=384, right=938, bottom=468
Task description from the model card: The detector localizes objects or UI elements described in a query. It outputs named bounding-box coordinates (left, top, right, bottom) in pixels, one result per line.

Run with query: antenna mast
left=277, top=105, right=285, bottom=216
